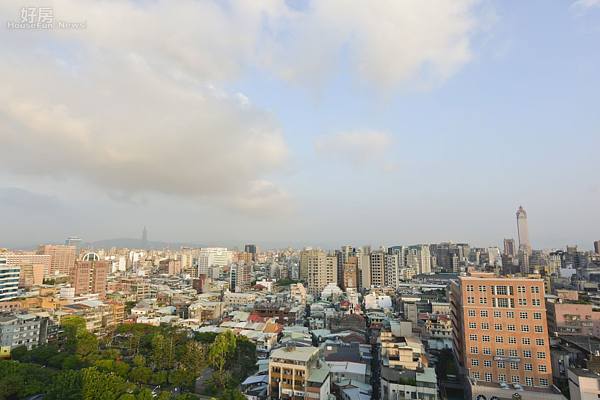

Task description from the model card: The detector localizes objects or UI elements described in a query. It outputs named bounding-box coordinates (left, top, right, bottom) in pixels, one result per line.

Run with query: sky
left=0, top=0, right=599, bottom=250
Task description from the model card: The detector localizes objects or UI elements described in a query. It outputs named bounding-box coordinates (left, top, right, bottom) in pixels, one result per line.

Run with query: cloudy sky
left=1, top=0, right=599, bottom=250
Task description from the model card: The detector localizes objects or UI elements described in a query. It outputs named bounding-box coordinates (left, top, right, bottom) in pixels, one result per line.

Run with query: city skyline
left=1, top=1, right=599, bottom=249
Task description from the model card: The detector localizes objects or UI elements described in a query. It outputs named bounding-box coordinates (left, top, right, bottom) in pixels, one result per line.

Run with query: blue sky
left=0, top=0, right=598, bottom=250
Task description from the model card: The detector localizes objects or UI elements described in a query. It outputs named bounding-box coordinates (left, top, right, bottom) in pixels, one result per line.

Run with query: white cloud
left=0, top=0, right=487, bottom=215
left=315, top=130, right=397, bottom=171
left=570, top=0, right=600, bottom=16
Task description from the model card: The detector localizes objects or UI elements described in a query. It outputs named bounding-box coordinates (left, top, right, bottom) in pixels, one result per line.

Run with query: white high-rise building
left=0, top=258, right=20, bottom=302
left=406, top=245, right=431, bottom=275
left=198, top=247, right=228, bottom=277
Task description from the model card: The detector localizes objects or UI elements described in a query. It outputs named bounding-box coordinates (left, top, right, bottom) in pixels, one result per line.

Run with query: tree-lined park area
left=0, top=316, right=255, bottom=400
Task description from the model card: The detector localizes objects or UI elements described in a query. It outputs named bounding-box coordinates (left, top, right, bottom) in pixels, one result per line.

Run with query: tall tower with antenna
left=141, top=226, right=148, bottom=250
left=516, top=206, right=531, bottom=255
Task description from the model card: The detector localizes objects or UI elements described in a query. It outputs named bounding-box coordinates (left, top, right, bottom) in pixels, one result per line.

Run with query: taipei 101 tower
left=516, top=206, right=531, bottom=255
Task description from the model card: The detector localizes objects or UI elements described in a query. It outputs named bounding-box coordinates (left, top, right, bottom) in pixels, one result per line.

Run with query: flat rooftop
left=271, top=346, right=317, bottom=362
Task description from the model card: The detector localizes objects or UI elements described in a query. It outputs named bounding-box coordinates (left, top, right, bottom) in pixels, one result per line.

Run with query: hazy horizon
left=1, top=1, right=599, bottom=251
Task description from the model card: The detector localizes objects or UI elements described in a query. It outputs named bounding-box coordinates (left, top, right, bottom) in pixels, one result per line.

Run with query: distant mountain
left=87, top=238, right=205, bottom=251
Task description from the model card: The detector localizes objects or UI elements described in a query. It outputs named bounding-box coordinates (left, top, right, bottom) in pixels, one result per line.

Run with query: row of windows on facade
left=470, top=359, right=548, bottom=372
left=466, top=297, right=542, bottom=306
left=470, top=347, right=547, bottom=359
left=467, top=310, right=542, bottom=319
left=466, top=285, right=541, bottom=294
left=469, top=335, right=545, bottom=346
left=468, top=323, right=544, bottom=333
left=471, top=373, right=549, bottom=387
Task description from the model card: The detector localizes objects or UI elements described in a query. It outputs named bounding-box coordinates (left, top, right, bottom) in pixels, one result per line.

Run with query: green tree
left=81, top=367, right=126, bottom=400
left=0, top=374, right=24, bottom=400
left=180, top=341, right=207, bottom=380
left=48, top=370, right=83, bottom=400
left=220, top=389, right=246, bottom=400
left=18, top=363, right=53, bottom=397
left=63, top=316, right=88, bottom=337
left=135, top=389, right=154, bottom=400
left=150, top=371, right=168, bottom=385
left=169, top=369, right=195, bottom=391
left=9, top=345, right=28, bottom=360
left=62, top=354, right=82, bottom=369
left=77, top=332, right=100, bottom=356
left=193, top=331, right=217, bottom=344
left=130, top=366, right=152, bottom=386
left=207, top=330, right=236, bottom=390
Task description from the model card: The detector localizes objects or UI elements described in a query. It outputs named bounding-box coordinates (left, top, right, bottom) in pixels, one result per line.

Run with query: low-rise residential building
left=268, top=344, right=331, bottom=400
left=380, top=367, right=437, bottom=400
left=223, top=292, right=257, bottom=306
left=0, top=313, right=45, bottom=355
left=188, top=300, right=225, bottom=324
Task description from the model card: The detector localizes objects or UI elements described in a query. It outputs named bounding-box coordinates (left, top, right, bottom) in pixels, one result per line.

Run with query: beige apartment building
left=306, top=251, right=337, bottom=297
left=268, top=345, right=331, bottom=399
left=451, top=272, right=563, bottom=400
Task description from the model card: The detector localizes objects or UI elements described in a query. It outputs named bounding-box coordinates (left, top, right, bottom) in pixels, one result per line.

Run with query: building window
left=482, top=323, right=489, bottom=330
left=467, top=297, right=475, bottom=304
left=518, top=299, right=527, bottom=306
left=470, top=334, right=478, bottom=341
left=470, top=347, right=478, bottom=354
left=479, top=285, right=487, bottom=292
left=484, top=360, right=492, bottom=368
left=468, top=310, right=476, bottom=317
left=496, top=349, right=505, bottom=356
left=520, top=312, right=528, bottom=319
left=507, top=311, right=514, bottom=318
left=522, top=338, right=530, bottom=345
left=523, top=351, right=532, bottom=358
left=483, top=348, right=491, bottom=355
left=485, top=373, right=492, bottom=382
left=495, top=286, right=508, bottom=295
left=482, top=335, right=490, bottom=342
left=531, top=286, right=540, bottom=293
left=535, top=326, right=543, bottom=333
left=481, top=310, right=488, bottom=317
left=496, top=298, right=510, bottom=308
left=540, top=378, right=548, bottom=386
left=532, top=299, right=541, bottom=306
left=536, top=339, right=544, bottom=346
left=538, top=365, right=547, bottom=372
left=469, top=322, right=477, bottom=329
left=480, top=297, right=488, bottom=305
left=467, top=285, right=474, bottom=292
left=524, top=363, right=533, bottom=371
left=495, top=336, right=504, bottom=343
left=509, top=350, right=518, bottom=357
left=472, top=372, right=480, bottom=380
left=510, top=363, right=519, bottom=370
left=521, top=325, right=530, bottom=333
left=497, top=361, right=506, bottom=369
left=537, top=352, right=546, bottom=359
left=525, top=377, right=534, bottom=386
left=507, top=324, right=516, bottom=331
left=471, top=359, right=479, bottom=366
left=493, top=311, right=502, bottom=318
left=508, top=337, right=517, bottom=344
left=511, top=376, right=520, bottom=383
left=518, top=286, right=525, bottom=293
left=533, top=312, right=542, bottom=320
left=495, top=324, right=503, bottom=331
left=498, top=374, right=506, bottom=382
